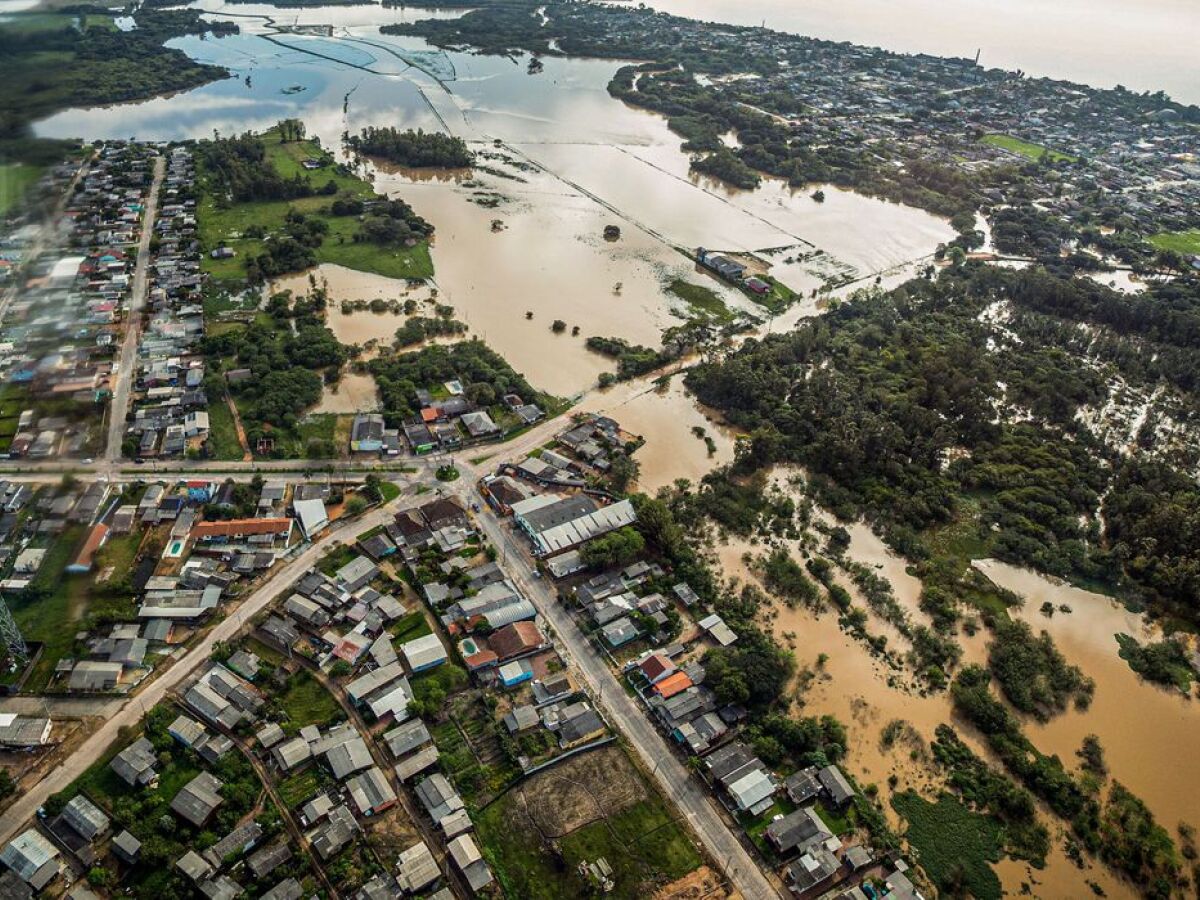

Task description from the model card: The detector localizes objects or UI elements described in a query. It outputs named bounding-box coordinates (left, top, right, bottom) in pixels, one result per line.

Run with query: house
left=414, top=773, right=464, bottom=824
left=184, top=410, right=209, bottom=437
left=765, top=807, right=832, bottom=856
left=192, top=517, right=293, bottom=546
left=67, top=523, right=108, bottom=573
left=818, top=764, right=855, bottom=808
left=727, top=766, right=776, bottom=815
left=784, top=767, right=822, bottom=805
left=202, top=822, right=263, bottom=869
left=171, top=772, right=225, bottom=827
left=384, top=719, right=432, bottom=759
left=1, top=830, right=60, bottom=891
left=787, top=846, right=840, bottom=895
left=0, top=715, right=51, bottom=748
left=401, top=633, right=447, bottom=673
left=111, top=830, right=141, bottom=865
left=60, top=795, right=110, bottom=843
left=110, top=737, right=157, bottom=786
left=335, top=556, right=378, bottom=592
left=351, top=413, right=385, bottom=453
left=186, top=481, right=216, bottom=502
left=403, top=423, right=436, bottom=454
left=460, top=410, right=499, bottom=438
left=487, top=620, right=546, bottom=661
left=395, top=841, right=440, bottom=894
left=447, top=833, right=494, bottom=892
left=346, top=767, right=398, bottom=816
left=247, top=842, right=292, bottom=882
left=292, top=498, right=329, bottom=540
left=308, top=805, right=358, bottom=860
left=637, top=653, right=675, bottom=685
left=497, top=659, right=532, bottom=687
left=698, top=613, right=738, bottom=646
left=558, top=707, right=606, bottom=748
left=601, top=616, right=639, bottom=647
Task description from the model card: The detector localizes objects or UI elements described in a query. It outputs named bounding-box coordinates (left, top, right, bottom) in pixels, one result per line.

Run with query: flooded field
left=35, top=2, right=953, bottom=399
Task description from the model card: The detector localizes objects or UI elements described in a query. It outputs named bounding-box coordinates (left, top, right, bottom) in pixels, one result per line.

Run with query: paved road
left=105, top=155, right=166, bottom=461
left=0, top=496, right=405, bottom=847
left=455, top=480, right=784, bottom=900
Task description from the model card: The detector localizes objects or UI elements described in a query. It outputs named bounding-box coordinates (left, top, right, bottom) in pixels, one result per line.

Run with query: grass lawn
left=981, top=133, right=1075, bottom=163
left=0, top=162, right=43, bottom=216
left=198, top=129, right=433, bottom=285
left=377, top=481, right=401, bottom=503
left=1148, top=230, right=1200, bottom=256
left=666, top=278, right=733, bottom=322
left=206, top=397, right=245, bottom=461
left=8, top=525, right=85, bottom=691
left=317, top=542, right=358, bottom=576
left=390, top=611, right=433, bottom=643
left=279, top=669, right=344, bottom=733
left=892, top=791, right=1003, bottom=900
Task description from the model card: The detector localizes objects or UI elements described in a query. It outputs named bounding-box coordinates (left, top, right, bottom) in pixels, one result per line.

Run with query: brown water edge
left=975, top=559, right=1200, bottom=839
left=694, top=465, right=1165, bottom=898
left=574, top=375, right=741, bottom=494
left=711, top=536, right=1137, bottom=899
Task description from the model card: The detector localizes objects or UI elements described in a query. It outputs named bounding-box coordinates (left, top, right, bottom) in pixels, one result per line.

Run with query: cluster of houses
left=123, top=147, right=211, bottom=459
left=0, top=143, right=159, bottom=461
left=352, top=383, right=543, bottom=458
left=696, top=247, right=773, bottom=296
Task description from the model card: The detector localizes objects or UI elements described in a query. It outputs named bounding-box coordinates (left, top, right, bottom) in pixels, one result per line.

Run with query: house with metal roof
left=60, top=795, right=110, bottom=844
left=400, top=633, right=447, bottom=673
left=0, top=830, right=59, bottom=891
left=308, top=805, right=358, bottom=860
left=0, top=714, right=51, bottom=748
left=347, top=767, right=397, bottom=817
left=171, top=772, right=225, bottom=827
left=110, top=736, right=157, bottom=786
left=511, top=494, right=637, bottom=557
left=414, top=773, right=464, bottom=824
left=818, top=764, right=856, bottom=808
left=447, top=834, right=494, bottom=892
left=395, top=841, right=440, bottom=894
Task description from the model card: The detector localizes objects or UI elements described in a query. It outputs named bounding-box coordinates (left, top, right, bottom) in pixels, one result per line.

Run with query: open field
left=279, top=669, right=344, bottom=734
left=665, top=278, right=733, bottom=322
left=981, top=133, right=1075, bottom=163
left=199, top=130, right=433, bottom=284
left=1148, top=229, right=1200, bottom=256
left=475, top=745, right=703, bottom=899
left=0, top=163, right=43, bottom=215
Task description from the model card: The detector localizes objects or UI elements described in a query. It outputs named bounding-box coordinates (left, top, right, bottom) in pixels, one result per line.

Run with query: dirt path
left=225, top=391, right=253, bottom=461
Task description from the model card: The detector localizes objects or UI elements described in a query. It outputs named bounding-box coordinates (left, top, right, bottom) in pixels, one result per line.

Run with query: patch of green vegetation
left=317, top=543, right=358, bottom=577
left=0, top=162, right=43, bottom=215
left=278, top=769, right=323, bottom=808
left=1147, top=230, right=1200, bottom=256
left=390, top=611, right=433, bottom=643
left=205, top=397, right=244, bottom=461
left=8, top=525, right=84, bottom=690
left=278, top=669, right=344, bottom=734
left=666, top=278, right=733, bottom=322
left=198, top=127, right=433, bottom=285
left=892, top=791, right=1003, bottom=900
left=981, top=133, right=1075, bottom=163
left=1115, top=633, right=1196, bottom=692
left=377, top=480, right=401, bottom=503
left=477, top=791, right=702, bottom=899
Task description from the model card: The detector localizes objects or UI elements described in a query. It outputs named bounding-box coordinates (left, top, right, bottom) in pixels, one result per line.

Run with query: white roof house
left=292, top=498, right=329, bottom=541
left=400, top=633, right=447, bottom=673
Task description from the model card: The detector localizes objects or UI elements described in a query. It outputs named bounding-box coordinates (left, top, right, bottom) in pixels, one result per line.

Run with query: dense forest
left=685, top=264, right=1200, bottom=630
left=347, top=127, right=474, bottom=168
left=1, top=9, right=234, bottom=162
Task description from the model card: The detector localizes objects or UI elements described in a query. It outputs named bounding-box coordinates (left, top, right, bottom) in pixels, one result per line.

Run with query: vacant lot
left=981, top=133, right=1075, bottom=163
left=476, top=745, right=703, bottom=899
left=892, top=791, right=1002, bottom=900
left=1149, top=229, right=1200, bottom=256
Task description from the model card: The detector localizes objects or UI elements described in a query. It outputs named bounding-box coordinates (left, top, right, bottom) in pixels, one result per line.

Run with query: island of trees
left=347, top=127, right=474, bottom=168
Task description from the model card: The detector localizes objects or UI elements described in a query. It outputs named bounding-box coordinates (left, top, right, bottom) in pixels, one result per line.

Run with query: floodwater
left=576, top=374, right=741, bottom=494
left=692, top=468, right=1189, bottom=898
left=975, top=560, right=1200, bottom=837
left=644, top=0, right=1200, bottom=105
left=34, top=4, right=953, bottom=397
left=314, top=371, right=379, bottom=414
